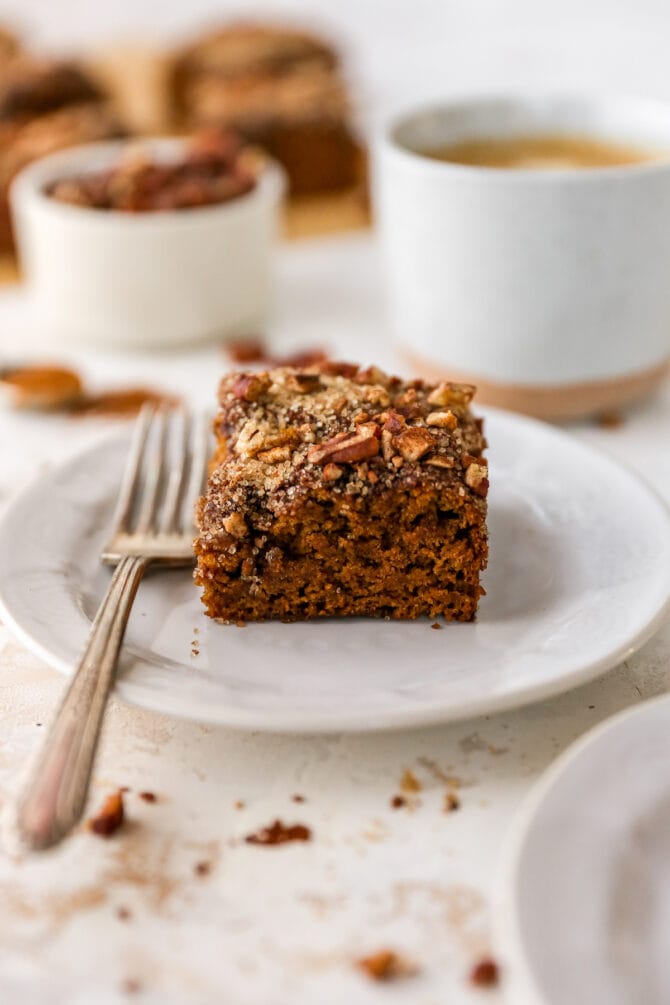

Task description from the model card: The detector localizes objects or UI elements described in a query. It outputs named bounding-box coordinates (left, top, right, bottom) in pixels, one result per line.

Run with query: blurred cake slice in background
left=0, top=49, right=124, bottom=255
left=0, top=26, right=19, bottom=65
left=170, top=23, right=362, bottom=196
left=0, top=57, right=104, bottom=121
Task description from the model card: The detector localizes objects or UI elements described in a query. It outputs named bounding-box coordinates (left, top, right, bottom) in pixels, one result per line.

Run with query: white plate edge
left=492, top=691, right=670, bottom=1005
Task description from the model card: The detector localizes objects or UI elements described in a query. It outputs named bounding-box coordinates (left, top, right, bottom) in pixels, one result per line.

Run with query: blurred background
left=7, top=0, right=670, bottom=125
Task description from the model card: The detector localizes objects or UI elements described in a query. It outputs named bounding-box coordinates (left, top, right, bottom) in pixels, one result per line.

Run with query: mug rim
left=379, top=92, right=670, bottom=183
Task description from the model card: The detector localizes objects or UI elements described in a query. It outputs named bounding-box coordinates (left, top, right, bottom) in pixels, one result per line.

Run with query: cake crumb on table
left=244, top=819, right=311, bottom=846
left=469, top=957, right=500, bottom=988
left=88, top=790, right=125, bottom=838
left=356, top=949, right=418, bottom=981
left=400, top=768, right=422, bottom=793
left=444, top=792, right=461, bottom=812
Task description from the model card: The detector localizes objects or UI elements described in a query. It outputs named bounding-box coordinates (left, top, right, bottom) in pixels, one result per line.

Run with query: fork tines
left=104, top=405, right=210, bottom=564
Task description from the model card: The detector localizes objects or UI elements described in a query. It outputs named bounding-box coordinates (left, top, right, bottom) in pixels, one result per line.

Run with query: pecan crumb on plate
left=88, top=790, right=125, bottom=837
left=194, top=860, right=212, bottom=876
left=390, top=795, right=406, bottom=809
left=138, top=791, right=157, bottom=803
left=356, top=949, right=418, bottom=981
left=244, top=819, right=311, bottom=846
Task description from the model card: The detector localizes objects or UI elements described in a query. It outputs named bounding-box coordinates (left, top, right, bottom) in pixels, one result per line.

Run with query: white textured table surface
left=0, top=235, right=669, bottom=1005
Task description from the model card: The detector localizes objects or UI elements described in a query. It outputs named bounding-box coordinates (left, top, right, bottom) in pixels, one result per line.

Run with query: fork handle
left=15, top=555, right=149, bottom=851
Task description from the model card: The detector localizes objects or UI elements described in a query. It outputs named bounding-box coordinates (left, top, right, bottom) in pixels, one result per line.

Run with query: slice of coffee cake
left=195, top=362, right=488, bottom=622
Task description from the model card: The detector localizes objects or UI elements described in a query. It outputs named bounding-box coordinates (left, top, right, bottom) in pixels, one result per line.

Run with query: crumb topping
left=199, top=362, right=487, bottom=538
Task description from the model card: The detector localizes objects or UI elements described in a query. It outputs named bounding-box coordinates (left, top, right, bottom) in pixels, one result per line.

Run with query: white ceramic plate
left=0, top=407, right=669, bottom=732
left=495, top=694, right=670, bottom=1005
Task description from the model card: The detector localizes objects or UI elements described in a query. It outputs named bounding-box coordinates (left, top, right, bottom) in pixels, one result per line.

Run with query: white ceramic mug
left=11, top=139, right=285, bottom=349
left=376, top=95, right=670, bottom=419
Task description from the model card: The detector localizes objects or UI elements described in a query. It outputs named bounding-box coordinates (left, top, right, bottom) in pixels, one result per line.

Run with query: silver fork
left=14, top=405, right=210, bottom=852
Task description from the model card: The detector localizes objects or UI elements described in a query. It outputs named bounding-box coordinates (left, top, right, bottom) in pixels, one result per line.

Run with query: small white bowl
left=10, top=138, right=286, bottom=349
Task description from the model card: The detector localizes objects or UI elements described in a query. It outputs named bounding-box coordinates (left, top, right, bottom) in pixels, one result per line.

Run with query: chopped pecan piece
left=286, top=373, right=322, bottom=394
left=426, top=409, right=458, bottom=429
left=322, top=463, right=344, bottom=481
left=223, top=512, right=248, bottom=537
left=394, top=427, right=435, bottom=461
left=426, top=455, right=455, bottom=469
left=272, top=347, right=328, bottom=368
left=381, top=429, right=395, bottom=462
left=257, top=445, right=291, bottom=464
left=427, top=382, right=475, bottom=407
left=465, top=461, right=489, bottom=497
left=362, top=385, right=390, bottom=407
left=234, top=421, right=260, bottom=456
left=231, top=374, right=269, bottom=402
left=469, top=958, right=499, bottom=987
left=235, top=424, right=299, bottom=459
left=394, top=387, right=418, bottom=408
left=318, top=360, right=359, bottom=378
left=225, top=336, right=267, bottom=363
left=89, top=790, right=125, bottom=838
left=382, top=409, right=406, bottom=435
left=308, top=429, right=380, bottom=465
left=355, top=365, right=391, bottom=387
left=357, top=949, right=418, bottom=981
